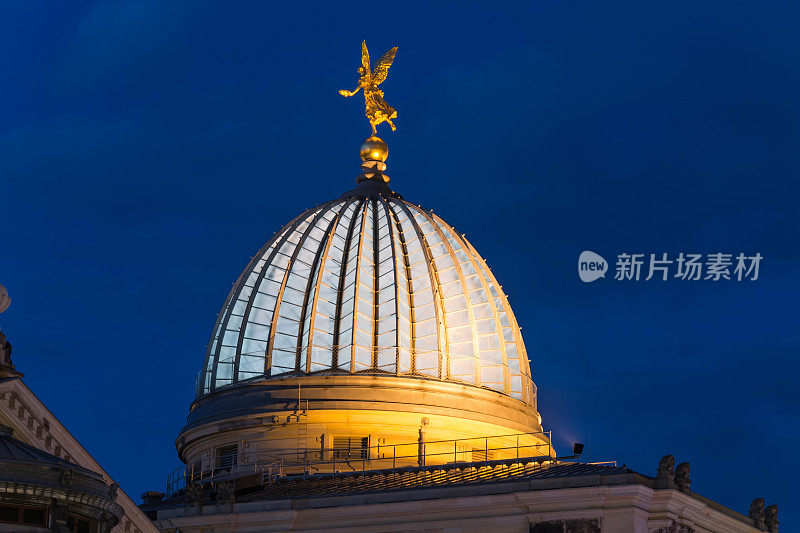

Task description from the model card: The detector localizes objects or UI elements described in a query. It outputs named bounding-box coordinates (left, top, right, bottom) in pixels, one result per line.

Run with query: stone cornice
left=154, top=481, right=761, bottom=532
left=0, top=480, right=124, bottom=521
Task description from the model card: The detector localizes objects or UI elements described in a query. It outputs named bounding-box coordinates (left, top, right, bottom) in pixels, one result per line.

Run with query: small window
left=332, top=436, right=369, bottom=460
left=22, top=507, right=46, bottom=526
left=0, top=504, right=48, bottom=526
left=189, top=459, right=203, bottom=480
left=216, top=444, right=238, bottom=470
left=0, top=505, right=19, bottom=523
left=67, top=514, right=92, bottom=533
left=360, top=436, right=370, bottom=459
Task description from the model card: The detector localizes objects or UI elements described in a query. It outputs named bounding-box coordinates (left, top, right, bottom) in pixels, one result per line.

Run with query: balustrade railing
left=166, top=430, right=552, bottom=496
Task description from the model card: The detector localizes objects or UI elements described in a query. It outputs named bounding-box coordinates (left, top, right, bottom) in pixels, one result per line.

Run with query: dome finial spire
left=340, top=41, right=398, bottom=185
left=360, top=135, right=388, bottom=163
left=358, top=135, right=389, bottom=184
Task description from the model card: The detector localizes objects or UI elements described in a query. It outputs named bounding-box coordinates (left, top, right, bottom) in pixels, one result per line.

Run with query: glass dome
left=198, top=183, right=536, bottom=407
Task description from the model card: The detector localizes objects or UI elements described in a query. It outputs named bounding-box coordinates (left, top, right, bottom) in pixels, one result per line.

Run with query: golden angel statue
left=339, top=41, right=398, bottom=134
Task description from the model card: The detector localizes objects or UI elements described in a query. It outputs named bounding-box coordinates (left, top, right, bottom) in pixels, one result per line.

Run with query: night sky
left=2, top=1, right=798, bottom=527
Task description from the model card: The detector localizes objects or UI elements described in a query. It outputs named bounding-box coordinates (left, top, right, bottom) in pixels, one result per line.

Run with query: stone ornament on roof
left=0, top=284, right=10, bottom=314
left=654, top=454, right=675, bottom=489
left=749, top=498, right=766, bottom=529
left=674, top=462, right=691, bottom=493
left=0, top=330, right=12, bottom=366
left=655, top=456, right=691, bottom=494
left=0, top=285, right=20, bottom=378
left=765, top=504, right=779, bottom=532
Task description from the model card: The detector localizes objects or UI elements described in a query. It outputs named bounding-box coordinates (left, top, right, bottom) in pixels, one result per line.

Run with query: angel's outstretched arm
left=339, top=85, right=362, bottom=97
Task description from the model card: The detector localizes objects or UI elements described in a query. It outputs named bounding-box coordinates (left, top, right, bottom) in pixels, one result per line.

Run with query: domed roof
left=197, top=159, right=536, bottom=408
left=0, top=425, right=92, bottom=473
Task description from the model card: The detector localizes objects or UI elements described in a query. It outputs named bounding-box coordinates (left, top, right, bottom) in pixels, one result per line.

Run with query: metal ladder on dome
left=293, top=384, right=310, bottom=473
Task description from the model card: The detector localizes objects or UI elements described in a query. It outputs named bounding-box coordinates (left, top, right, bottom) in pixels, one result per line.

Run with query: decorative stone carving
left=108, top=481, right=120, bottom=500
left=674, top=462, right=691, bottom=493
left=654, top=454, right=675, bottom=489
left=0, top=331, right=12, bottom=365
left=216, top=480, right=235, bottom=505
left=98, top=511, right=115, bottom=533
left=185, top=482, right=203, bottom=507
left=59, top=467, right=74, bottom=487
left=765, top=504, right=778, bottom=532
left=749, top=498, right=765, bottom=529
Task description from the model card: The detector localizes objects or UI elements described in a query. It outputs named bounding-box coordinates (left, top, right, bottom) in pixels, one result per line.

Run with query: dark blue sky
left=2, top=0, right=798, bottom=526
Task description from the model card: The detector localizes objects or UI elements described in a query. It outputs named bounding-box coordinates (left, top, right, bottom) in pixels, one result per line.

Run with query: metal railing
left=166, top=430, right=552, bottom=496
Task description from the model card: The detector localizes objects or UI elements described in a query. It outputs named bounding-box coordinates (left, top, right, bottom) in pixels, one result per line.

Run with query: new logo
left=578, top=251, right=607, bottom=283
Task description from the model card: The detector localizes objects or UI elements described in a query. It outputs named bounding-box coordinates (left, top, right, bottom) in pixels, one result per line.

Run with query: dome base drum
left=177, top=375, right=548, bottom=477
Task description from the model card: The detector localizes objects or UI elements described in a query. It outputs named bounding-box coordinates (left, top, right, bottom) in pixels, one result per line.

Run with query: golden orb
left=360, top=136, right=388, bottom=162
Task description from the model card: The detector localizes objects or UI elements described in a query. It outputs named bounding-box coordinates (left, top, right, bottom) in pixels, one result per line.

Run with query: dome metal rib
left=199, top=191, right=536, bottom=407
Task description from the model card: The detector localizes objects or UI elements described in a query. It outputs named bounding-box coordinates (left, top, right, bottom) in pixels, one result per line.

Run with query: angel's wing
left=361, top=41, right=371, bottom=77
left=371, top=47, right=397, bottom=85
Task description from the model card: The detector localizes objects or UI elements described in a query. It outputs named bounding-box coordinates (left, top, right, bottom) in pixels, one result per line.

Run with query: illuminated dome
left=178, top=140, right=546, bottom=471
left=198, top=183, right=535, bottom=407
